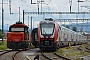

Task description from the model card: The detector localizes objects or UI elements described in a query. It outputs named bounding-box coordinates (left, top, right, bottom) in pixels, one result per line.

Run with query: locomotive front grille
left=40, top=40, right=54, bottom=47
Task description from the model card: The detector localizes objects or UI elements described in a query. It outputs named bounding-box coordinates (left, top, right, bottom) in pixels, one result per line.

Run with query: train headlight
left=22, top=40, right=24, bottom=41
left=10, top=40, right=12, bottom=41
left=40, top=35, right=44, bottom=38
left=50, top=35, right=54, bottom=38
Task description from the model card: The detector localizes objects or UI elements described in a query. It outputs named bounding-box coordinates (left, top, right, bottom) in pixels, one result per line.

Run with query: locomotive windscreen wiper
left=43, top=29, right=47, bottom=35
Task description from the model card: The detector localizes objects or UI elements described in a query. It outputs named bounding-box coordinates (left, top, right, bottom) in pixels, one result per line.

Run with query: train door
left=60, top=27, right=63, bottom=47
left=58, top=26, right=61, bottom=41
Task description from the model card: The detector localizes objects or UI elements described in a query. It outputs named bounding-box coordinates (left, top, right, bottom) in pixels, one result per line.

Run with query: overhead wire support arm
left=31, top=0, right=45, bottom=14
left=9, top=0, right=11, bottom=12
left=9, top=0, right=20, bottom=14
left=77, top=0, right=84, bottom=12
left=77, top=0, right=84, bottom=2
left=24, top=12, right=90, bottom=15
left=31, top=0, right=36, bottom=4
left=55, top=19, right=90, bottom=22
left=81, top=6, right=90, bottom=8
left=0, top=3, right=8, bottom=4
left=9, top=0, right=15, bottom=14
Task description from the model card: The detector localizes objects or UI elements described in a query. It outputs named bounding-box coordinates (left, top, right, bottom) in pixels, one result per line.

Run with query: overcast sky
left=0, top=0, right=90, bottom=29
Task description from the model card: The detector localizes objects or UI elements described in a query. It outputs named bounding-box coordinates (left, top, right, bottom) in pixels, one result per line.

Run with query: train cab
left=7, top=21, right=29, bottom=50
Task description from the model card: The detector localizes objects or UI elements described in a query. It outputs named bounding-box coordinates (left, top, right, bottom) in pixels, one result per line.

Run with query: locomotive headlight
left=22, top=40, right=24, bottom=41
left=40, top=35, right=44, bottom=38
left=50, top=35, right=54, bottom=38
left=10, top=40, right=12, bottom=41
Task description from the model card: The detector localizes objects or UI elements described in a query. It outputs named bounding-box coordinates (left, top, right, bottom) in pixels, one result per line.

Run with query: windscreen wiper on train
left=43, top=29, right=47, bottom=35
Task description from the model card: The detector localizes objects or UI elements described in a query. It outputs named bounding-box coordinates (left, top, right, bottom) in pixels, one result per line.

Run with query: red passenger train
left=38, top=20, right=59, bottom=51
left=7, top=21, right=29, bottom=50
left=38, top=20, right=87, bottom=51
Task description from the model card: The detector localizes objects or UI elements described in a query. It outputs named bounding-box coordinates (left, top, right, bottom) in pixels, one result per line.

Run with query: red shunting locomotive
left=7, top=21, right=29, bottom=50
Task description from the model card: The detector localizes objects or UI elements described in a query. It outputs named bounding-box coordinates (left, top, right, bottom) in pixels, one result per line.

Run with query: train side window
left=67, top=34, right=68, bottom=38
left=58, top=28, right=60, bottom=32
left=71, top=39, right=73, bottom=41
left=59, top=26, right=61, bottom=30
left=64, top=38, right=67, bottom=41
left=71, top=35, right=72, bottom=39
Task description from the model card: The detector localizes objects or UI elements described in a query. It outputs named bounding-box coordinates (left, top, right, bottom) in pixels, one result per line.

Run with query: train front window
left=41, top=24, right=54, bottom=35
left=11, top=28, right=24, bottom=32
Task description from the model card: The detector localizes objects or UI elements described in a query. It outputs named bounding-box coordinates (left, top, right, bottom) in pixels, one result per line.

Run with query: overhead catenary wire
left=8, top=0, right=34, bottom=15
left=22, top=0, right=32, bottom=10
left=46, top=1, right=60, bottom=19
left=8, top=0, right=22, bottom=14
left=46, top=4, right=55, bottom=19
left=47, top=0, right=52, bottom=5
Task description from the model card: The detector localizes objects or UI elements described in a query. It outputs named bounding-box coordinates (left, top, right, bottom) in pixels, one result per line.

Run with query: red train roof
left=10, top=24, right=28, bottom=28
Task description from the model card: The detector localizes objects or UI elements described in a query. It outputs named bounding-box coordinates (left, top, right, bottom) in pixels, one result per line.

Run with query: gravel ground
left=1, top=44, right=90, bottom=60
left=0, top=51, right=15, bottom=60
left=56, top=44, right=90, bottom=60
left=0, top=51, right=29, bottom=60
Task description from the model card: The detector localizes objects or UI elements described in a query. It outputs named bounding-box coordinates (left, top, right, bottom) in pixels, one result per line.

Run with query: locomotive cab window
left=59, top=26, right=61, bottom=30
left=10, top=27, right=24, bottom=32
left=40, top=23, right=55, bottom=35
left=9, top=27, right=28, bottom=33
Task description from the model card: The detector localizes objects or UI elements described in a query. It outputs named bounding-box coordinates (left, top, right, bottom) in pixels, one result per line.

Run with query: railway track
left=0, top=50, right=23, bottom=60
left=0, top=48, right=33, bottom=60
left=41, top=52, right=71, bottom=60
left=85, top=45, right=90, bottom=52
left=78, top=45, right=90, bottom=52
left=0, top=50, right=12, bottom=56
left=12, top=51, right=22, bottom=60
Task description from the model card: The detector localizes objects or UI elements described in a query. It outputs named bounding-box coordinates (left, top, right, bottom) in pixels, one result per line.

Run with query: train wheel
left=12, top=49, right=18, bottom=51
left=23, top=48, right=28, bottom=51
left=62, top=43, right=64, bottom=47
left=58, top=45, right=60, bottom=49
left=12, top=49, right=15, bottom=51
left=56, top=44, right=59, bottom=49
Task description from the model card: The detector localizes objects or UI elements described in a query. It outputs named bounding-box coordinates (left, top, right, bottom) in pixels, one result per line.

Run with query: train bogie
left=7, top=41, right=28, bottom=49
left=39, top=41, right=57, bottom=51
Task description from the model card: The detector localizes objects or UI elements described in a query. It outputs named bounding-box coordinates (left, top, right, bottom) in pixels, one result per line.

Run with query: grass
left=28, top=42, right=35, bottom=49
left=56, top=46, right=90, bottom=60
left=56, top=48, right=64, bottom=55
left=0, top=41, right=8, bottom=50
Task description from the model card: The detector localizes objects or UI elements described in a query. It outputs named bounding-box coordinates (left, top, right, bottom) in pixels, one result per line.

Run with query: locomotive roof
left=10, top=23, right=28, bottom=28
left=40, top=20, right=56, bottom=24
